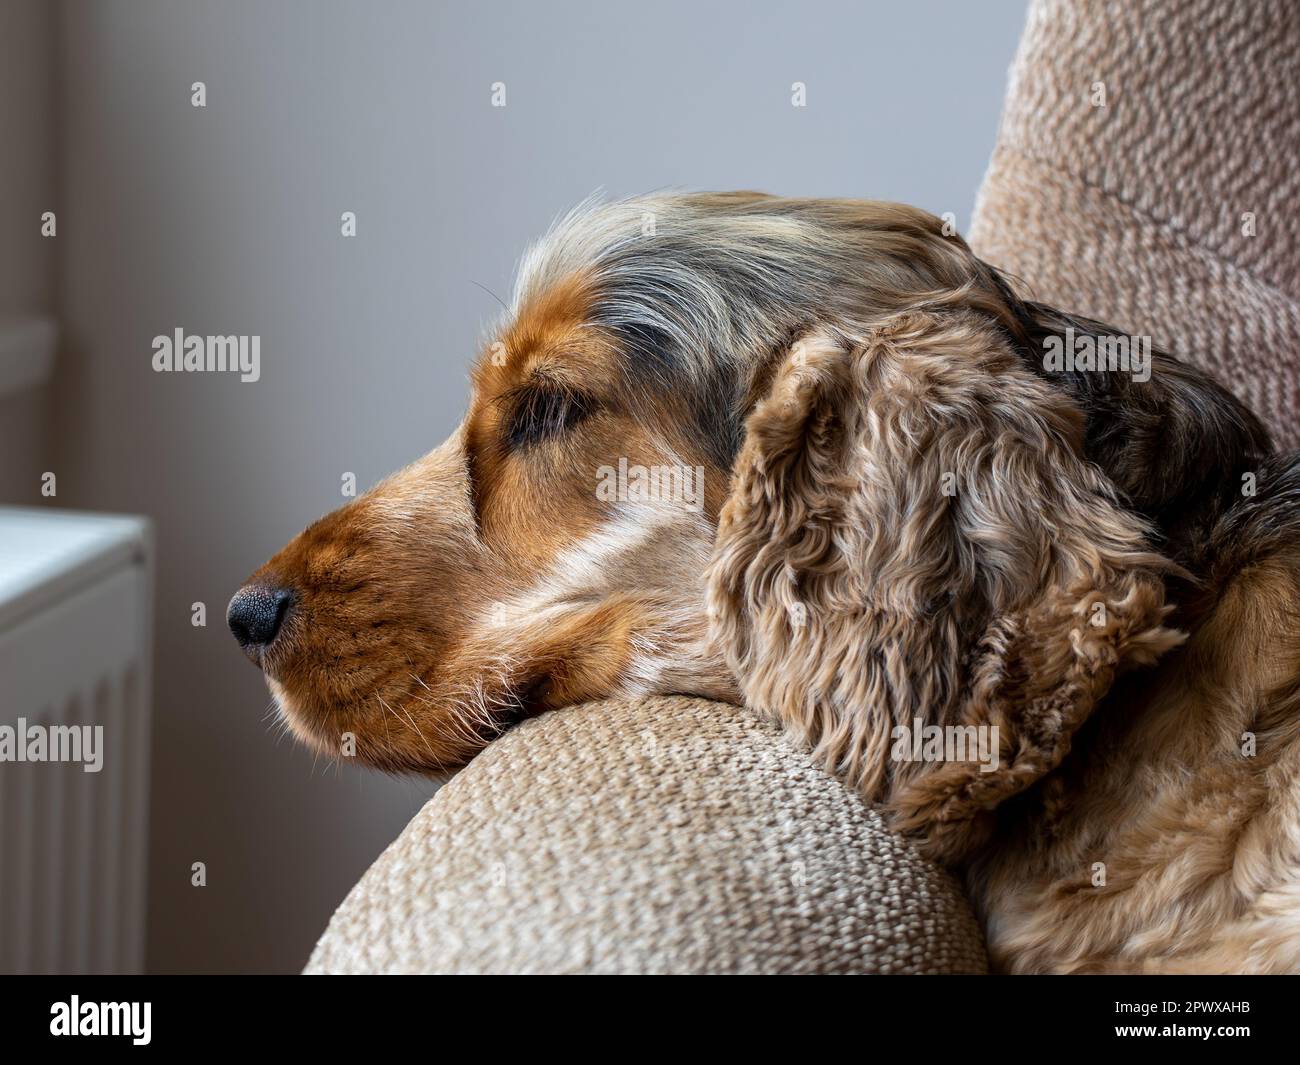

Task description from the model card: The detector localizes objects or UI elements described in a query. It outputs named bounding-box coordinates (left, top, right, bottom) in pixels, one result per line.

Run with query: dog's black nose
left=227, top=585, right=292, bottom=657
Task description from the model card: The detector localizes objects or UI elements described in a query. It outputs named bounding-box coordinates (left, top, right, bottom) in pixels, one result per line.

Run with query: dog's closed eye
left=500, top=383, right=596, bottom=450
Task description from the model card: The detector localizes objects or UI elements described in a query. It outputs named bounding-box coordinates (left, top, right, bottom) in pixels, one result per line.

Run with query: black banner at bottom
left=0, top=973, right=1288, bottom=1052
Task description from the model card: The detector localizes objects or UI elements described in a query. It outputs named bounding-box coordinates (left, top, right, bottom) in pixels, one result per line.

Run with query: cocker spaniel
left=229, top=192, right=1300, bottom=973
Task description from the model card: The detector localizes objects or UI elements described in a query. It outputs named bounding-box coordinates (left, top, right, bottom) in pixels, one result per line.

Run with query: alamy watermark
left=0, top=718, right=103, bottom=773
left=595, top=457, right=704, bottom=512
left=50, top=997, right=150, bottom=1045
left=152, top=328, right=260, bottom=382
left=890, top=717, right=1000, bottom=774
left=1043, top=326, right=1151, bottom=382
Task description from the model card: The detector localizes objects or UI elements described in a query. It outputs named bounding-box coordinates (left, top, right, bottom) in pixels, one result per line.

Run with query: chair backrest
left=969, top=0, right=1300, bottom=450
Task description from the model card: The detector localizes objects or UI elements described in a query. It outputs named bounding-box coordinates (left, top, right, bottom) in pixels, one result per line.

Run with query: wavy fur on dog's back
left=965, top=453, right=1300, bottom=973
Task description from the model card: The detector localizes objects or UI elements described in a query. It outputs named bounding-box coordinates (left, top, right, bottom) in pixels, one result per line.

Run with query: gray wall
left=43, top=0, right=1026, bottom=972
left=0, top=0, right=56, bottom=502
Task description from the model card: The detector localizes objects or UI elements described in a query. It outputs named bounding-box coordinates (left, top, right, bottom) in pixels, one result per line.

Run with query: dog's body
left=970, top=451, right=1300, bottom=972
left=229, top=193, right=1300, bottom=973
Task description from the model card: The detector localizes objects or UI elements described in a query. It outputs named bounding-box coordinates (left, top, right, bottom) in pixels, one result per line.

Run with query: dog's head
left=230, top=192, right=1268, bottom=852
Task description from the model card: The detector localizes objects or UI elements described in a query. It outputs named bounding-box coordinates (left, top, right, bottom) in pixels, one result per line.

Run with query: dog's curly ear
left=705, top=311, right=1184, bottom=864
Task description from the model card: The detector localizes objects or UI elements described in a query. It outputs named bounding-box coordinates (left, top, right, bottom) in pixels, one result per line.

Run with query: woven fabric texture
left=969, top=0, right=1299, bottom=448
left=305, top=696, right=987, bottom=975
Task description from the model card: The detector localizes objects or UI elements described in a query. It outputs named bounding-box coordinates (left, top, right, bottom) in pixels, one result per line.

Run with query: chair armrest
left=305, top=695, right=987, bottom=975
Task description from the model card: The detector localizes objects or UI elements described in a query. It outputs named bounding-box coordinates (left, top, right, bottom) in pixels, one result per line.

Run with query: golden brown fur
left=232, top=192, right=1299, bottom=972
left=966, top=461, right=1300, bottom=973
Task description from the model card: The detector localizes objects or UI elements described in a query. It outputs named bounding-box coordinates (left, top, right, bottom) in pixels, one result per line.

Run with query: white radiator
left=0, top=506, right=152, bottom=974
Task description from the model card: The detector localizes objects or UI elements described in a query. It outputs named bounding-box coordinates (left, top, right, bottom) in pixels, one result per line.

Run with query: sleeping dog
left=229, top=192, right=1300, bottom=973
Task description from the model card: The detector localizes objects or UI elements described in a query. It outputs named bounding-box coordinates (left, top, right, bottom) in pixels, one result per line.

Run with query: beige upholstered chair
left=306, top=697, right=986, bottom=974
left=307, top=0, right=1298, bottom=974
left=969, top=0, right=1299, bottom=450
